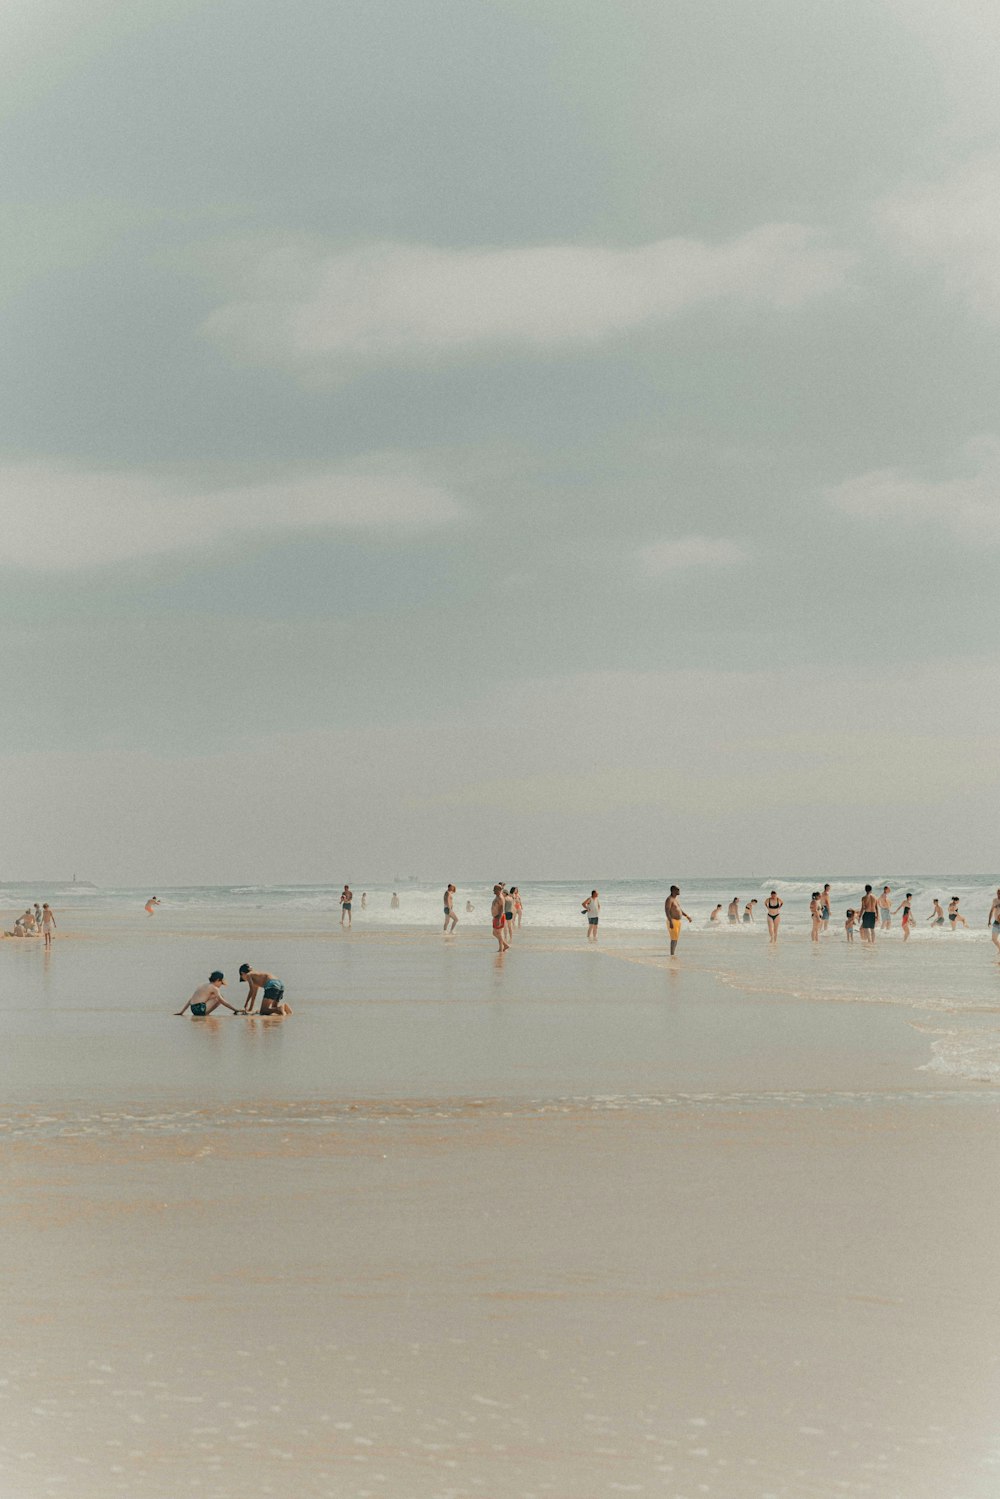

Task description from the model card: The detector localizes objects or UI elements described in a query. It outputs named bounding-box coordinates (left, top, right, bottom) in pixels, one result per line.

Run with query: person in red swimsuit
left=491, top=885, right=510, bottom=952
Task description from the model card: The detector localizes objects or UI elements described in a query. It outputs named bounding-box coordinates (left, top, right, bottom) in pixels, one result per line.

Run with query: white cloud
left=202, top=225, right=850, bottom=373
left=825, top=436, right=1000, bottom=541
left=879, top=154, right=1000, bottom=317
left=0, top=459, right=463, bottom=570
left=637, top=535, right=748, bottom=575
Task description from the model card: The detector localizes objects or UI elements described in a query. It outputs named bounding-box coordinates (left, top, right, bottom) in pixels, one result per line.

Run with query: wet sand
left=1, top=918, right=999, bottom=1497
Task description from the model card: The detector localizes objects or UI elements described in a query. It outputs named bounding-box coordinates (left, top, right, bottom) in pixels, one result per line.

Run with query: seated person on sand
left=176, top=972, right=241, bottom=1017
left=21, top=909, right=38, bottom=934
left=238, top=964, right=291, bottom=1015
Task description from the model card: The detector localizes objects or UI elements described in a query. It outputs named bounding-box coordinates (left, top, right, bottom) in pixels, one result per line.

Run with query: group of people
left=176, top=964, right=291, bottom=1018
left=6, top=902, right=56, bottom=947
left=702, top=884, right=998, bottom=950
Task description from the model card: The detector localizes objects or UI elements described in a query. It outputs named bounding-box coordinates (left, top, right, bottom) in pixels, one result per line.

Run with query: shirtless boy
left=176, top=972, right=240, bottom=1017
left=879, top=886, right=892, bottom=930
left=238, top=964, right=292, bottom=1015
left=443, top=884, right=458, bottom=933
left=340, top=886, right=353, bottom=927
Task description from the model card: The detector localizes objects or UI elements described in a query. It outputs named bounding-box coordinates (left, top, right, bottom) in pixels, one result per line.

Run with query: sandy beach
left=2, top=911, right=999, bottom=1498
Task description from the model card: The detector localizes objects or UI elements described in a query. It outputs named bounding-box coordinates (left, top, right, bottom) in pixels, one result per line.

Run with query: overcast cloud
left=1, top=0, right=996, bottom=882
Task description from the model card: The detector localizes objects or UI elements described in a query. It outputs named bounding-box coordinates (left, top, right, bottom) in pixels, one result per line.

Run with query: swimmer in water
left=765, top=890, right=783, bottom=943
left=176, top=972, right=240, bottom=1017
left=728, top=897, right=740, bottom=924
left=144, top=896, right=160, bottom=915
left=390, top=892, right=400, bottom=910
left=710, top=904, right=722, bottom=923
left=361, top=892, right=367, bottom=910
left=845, top=909, right=856, bottom=943
left=927, top=898, right=945, bottom=927
left=742, top=899, right=757, bottom=924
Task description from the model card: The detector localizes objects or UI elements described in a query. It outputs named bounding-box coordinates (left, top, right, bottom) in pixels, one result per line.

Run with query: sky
left=2, top=0, right=999, bottom=884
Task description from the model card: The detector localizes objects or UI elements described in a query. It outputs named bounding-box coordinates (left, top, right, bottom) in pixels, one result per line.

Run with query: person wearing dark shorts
left=176, top=972, right=240, bottom=1017
left=239, top=965, right=292, bottom=1015
left=583, top=890, right=600, bottom=942
left=858, top=885, right=879, bottom=944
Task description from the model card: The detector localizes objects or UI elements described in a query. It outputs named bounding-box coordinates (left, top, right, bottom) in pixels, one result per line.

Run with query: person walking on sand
left=340, top=886, right=353, bottom=927
left=238, top=964, right=291, bottom=1015
left=41, top=903, right=56, bottom=949
left=176, top=972, right=240, bottom=1017
left=928, top=898, right=946, bottom=927
left=858, top=885, right=879, bottom=944
left=491, top=885, right=510, bottom=952
left=665, top=886, right=692, bottom=957
left=947, top=897, right=968, bottom=931
left=144, top=896, right=161, bottom=916
left=765, top=890, right=783, bottom=943
left=988, top=890, right=1000, bottom=957
left=879, top=886, right=892, bottom=930
left=443, top=884, right=458, bottom=933
left=583, top=890, right=600, bottom=941
left=728, top=897, right=740, bottom=924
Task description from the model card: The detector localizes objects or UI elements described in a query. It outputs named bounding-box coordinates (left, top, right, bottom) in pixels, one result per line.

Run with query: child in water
left=845, top=909, right=856, bottom=943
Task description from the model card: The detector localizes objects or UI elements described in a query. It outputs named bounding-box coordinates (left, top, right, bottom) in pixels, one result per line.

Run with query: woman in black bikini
left=765, top=890, right=783, bottom=944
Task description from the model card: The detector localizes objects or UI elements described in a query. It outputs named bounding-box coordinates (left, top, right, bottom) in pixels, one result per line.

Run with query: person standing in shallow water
left=728, top=897, right=740, bottom=924
left=820, top=884, right=832, bottom=933
left=491, top=885, right=509, bottom=953
left=765, top=891, right=782, bottom=943
left=41, top=903, right=56, bottom=949
left=988, top=890, right=1000, bottom=957
left=858, top=885, right=879, bottom=944
left=583, top=890, right=600, bottom=942
left=879, top=886, right=892, bottom=930
left=664, top=886, right=691, bottom=957
left=340, top=886, right=353, bottom=927
left=443, top=884, right=458, bottom=933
